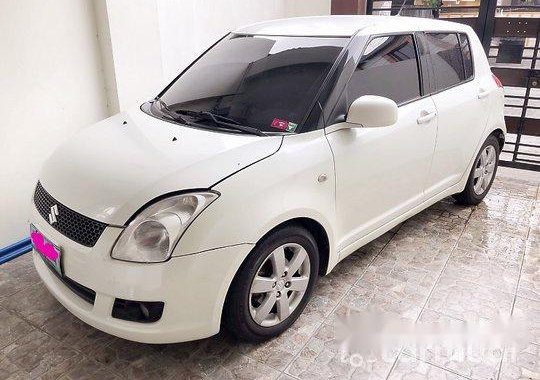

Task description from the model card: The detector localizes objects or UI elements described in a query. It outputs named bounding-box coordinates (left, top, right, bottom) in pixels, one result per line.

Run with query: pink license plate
left=30, top=225, right=62, bottom=276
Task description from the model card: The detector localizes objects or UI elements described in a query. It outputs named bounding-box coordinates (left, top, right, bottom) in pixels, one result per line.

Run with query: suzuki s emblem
left=48, top=205, right=59, bottom=225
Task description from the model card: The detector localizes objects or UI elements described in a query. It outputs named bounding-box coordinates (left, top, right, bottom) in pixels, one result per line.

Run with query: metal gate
left=366, top=0, right=540, bottom=171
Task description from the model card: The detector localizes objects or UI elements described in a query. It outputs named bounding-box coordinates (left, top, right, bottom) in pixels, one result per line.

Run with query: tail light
left=492, top=73, right=504, bottom=88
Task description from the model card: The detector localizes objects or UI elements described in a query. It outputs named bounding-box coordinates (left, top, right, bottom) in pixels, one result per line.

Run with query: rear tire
left=453, top=135, right=499, bottom=205
left=223, top=225, right=319, bottom=342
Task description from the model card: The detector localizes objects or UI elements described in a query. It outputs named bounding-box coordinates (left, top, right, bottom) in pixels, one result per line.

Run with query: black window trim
left=413, top=31, right=432, bottom=100
left=419, top=30, right=476, bottom=97
left=297, top=33, right=358, bottom=131
left=319, top=34, right=370, bottom=128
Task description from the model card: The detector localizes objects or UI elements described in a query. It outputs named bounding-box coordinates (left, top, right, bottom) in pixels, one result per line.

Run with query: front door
left=325, top=34, right=437, bottom=253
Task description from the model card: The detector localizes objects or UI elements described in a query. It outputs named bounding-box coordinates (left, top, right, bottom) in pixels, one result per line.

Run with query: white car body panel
left=31, top=205, right=252, bottom=343
left=39, top=109, right=282, bottom=225
left=29, top=16, right=506, bottom=343
left=424, top=32, right=496, bottom=196
left=177, top=129, right=336, bottom=256
left=237, top=15, right=475, bottom=37
left=326, top=97, right=438, bottom=252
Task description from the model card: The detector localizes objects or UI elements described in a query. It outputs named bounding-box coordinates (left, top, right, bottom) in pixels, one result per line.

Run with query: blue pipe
left=0, top=238, right=32, bottom=265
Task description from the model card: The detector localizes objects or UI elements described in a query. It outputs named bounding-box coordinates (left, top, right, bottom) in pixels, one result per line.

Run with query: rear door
left=420, top=32, right=491, bottom=195
left=325, top=34, right=438, bottom=252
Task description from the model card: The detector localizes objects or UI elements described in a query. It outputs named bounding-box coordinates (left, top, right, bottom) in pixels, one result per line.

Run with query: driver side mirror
left=346, top=95, right=398, bottom=128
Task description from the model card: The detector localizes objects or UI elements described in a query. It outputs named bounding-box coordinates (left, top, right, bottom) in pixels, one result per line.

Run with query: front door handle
left=478, top=88, right=489, bottom=99
left=417, top=111, right=436, bottom=124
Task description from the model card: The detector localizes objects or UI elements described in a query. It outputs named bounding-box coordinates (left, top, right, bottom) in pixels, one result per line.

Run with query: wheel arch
left=257, top=217, right=331, bottom=276
left=220, top=216, right=331, bottom=332
left=489, top=128, right=505, bottom=152
left=224, top=216, right=332, bottom=306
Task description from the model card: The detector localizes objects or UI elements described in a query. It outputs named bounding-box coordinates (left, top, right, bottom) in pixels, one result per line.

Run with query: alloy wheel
left=248, top=243, right=310, bottom=327
left=473, top=145, right=496, bottom=195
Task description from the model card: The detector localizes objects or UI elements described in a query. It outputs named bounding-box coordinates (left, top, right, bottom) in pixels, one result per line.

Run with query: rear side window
left=459, top=33, right=474, bottom=80
left=344, top=34, right=421, bottom=105
left=421, top=33, right=469, bottom=92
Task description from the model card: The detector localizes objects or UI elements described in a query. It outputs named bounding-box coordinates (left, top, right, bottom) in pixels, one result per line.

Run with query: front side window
left=153, top=34, right=348, bottom=134
left=343, top=34, right=421, bottom=106
left=423, top=33, right=465, bottom=92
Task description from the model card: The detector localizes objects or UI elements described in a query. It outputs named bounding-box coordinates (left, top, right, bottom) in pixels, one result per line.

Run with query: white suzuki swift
left=30, top=16, right=505, bottom=343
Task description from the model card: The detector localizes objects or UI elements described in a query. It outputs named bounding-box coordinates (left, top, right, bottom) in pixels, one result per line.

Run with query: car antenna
left=396, top=0, right=408, bottom=16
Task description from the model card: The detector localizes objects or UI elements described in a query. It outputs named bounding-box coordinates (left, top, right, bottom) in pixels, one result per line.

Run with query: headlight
left=111, top=192, right=219, bottom=263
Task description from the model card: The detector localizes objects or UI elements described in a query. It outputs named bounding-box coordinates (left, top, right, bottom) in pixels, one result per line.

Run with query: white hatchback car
left=30, top=16, right=505, bottom=343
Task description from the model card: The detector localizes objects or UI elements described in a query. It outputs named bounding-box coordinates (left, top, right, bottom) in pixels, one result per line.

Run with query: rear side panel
left=420, top=28, right=500, bottom=196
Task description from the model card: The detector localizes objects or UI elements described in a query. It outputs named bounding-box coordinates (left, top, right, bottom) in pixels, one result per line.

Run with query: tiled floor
left=1, top=169, right=539, bottom=380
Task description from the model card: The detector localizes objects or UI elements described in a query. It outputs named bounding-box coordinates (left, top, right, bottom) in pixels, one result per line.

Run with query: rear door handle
left=478, top=89, right=489, bottom=99
left=417, top=111, right=436, bottom=124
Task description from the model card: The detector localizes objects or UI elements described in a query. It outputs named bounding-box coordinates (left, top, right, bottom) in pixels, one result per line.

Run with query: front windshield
left=153, top=34, right=348, bottom=134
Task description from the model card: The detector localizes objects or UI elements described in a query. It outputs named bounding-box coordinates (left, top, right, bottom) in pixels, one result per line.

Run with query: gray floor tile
left=405, top=310, right=503, bottom=380
left=1, top=329, right=79, bottom=378
left=286, top=322, right=398, bottom=380
left=332, top=282, right=422, bottom=322
left=239, top=321, right=314, bottom=371
left=518, top=241, right=540, bottom=302
left=0, top=307, right=34, bottom=350
left=426, top=275, right=514, bottom=323
left=500, top=342, right=540, bottom=380
left=512, top=297, right=540, bottom=346
left=0, top=282, right=65, bottom=328
left=207, top=352, right=281, bottom=380
left=489, top=177, right=539, bottom=200
left=40, top=310, right=116, bottom=357
left=457, top=227, right=526, bottom=265
left=388, top=354, right=468, bottom=380
left=442, top=248, right=520, bottom=294
left=375, top=233, right=454, bottom=273
left=0, top=254, right=41, bottom=300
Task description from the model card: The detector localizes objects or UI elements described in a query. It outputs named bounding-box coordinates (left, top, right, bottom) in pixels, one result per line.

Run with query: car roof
left=234, top=15, right=471, bottom=38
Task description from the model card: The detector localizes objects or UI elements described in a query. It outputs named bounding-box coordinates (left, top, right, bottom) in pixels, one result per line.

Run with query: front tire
left=223, top=225, right=319, bottom=342
left=453, top=135, right=500, bottom=205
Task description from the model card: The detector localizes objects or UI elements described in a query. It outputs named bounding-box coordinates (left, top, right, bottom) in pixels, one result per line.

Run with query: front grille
left=34, top=182, right=107, bottom=247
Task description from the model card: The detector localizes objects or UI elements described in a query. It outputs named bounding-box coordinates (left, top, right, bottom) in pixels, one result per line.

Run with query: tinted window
left=157, top=34, right=348, bottom=133
left=459, top=33, right=474, bottom=80
left=423, top=33, right=465, bottom=91
left=344, top=34, right=421, bottom=105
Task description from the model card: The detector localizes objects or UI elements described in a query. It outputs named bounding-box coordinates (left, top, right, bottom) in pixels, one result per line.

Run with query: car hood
left=39, top=108, right=282, bottom=226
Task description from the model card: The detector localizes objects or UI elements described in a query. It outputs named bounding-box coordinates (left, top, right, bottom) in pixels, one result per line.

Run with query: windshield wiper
left=153, top=97, right=190, bottom=125
left=175, top=109, right=265, bottom=137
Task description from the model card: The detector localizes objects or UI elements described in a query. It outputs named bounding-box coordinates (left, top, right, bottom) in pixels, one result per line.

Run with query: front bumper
left=30, top=207, right=252, bottom=344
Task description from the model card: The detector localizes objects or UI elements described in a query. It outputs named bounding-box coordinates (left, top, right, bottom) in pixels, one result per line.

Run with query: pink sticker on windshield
left=271, top=118, right=288, bottom=130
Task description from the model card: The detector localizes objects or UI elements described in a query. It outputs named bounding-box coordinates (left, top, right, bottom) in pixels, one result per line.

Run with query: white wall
left=157, top=0, right=289, bottom=84
left=0, top=0, right=108, bottom=247
left=286, top=0, right=332, bottom=18
left=100, top=0, right=164, bottom=112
